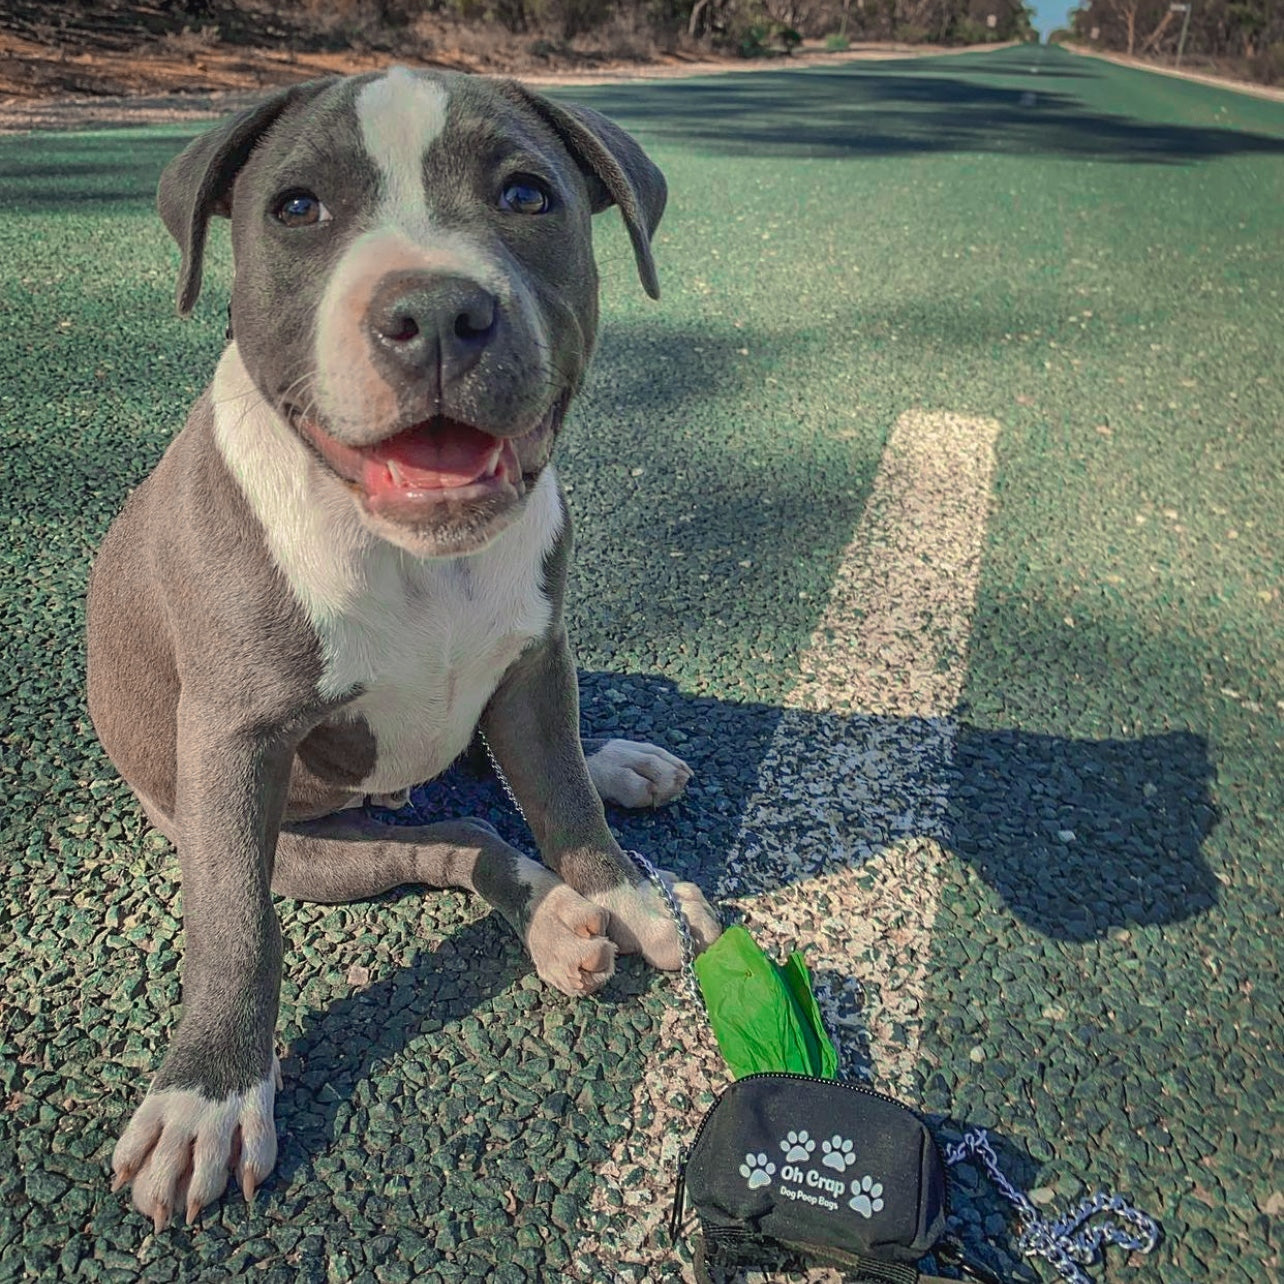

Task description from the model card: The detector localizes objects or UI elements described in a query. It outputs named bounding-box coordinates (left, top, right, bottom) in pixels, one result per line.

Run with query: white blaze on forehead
left=356, top=67, right=450, bottom=229
left=321, top=68, right=524, bottom=435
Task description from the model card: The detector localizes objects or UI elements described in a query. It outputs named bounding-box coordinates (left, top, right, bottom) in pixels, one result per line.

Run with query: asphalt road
left=1, top=42, right=1281, bottom=1283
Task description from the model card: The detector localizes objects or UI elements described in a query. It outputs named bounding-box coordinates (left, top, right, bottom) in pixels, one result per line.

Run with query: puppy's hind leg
left=275, top=812, right=616, bottom=996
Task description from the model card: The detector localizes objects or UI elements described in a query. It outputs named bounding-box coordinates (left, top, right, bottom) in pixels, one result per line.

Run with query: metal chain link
left=477, top=734, right=707, bottom=1009
left=477, top=732, right=527, bottom=823
left=479, top=736, right=1164, bottom=1284
left=625, top=846, right=706, bottom=1008
left=943, top=1128, right=1159, bottom=1284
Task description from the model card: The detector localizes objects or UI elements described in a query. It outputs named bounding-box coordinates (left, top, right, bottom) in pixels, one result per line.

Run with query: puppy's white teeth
left=386, top=459, right=406, bottom=487
left=484, top=444, right=503, bottom=478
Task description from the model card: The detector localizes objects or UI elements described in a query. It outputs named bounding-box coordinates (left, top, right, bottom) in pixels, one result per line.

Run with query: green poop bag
left=692, top=924, right=839, bottom=1081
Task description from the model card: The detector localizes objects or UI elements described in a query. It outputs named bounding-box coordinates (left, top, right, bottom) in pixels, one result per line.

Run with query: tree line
left=1063, top=1, right=1283, bottom=83
left=181, top=0, right=1037, bottom=57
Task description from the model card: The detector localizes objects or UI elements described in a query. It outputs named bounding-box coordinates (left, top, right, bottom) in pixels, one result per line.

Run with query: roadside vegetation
left=1057, top=0, right=1283, bottom=85
left=0, top=0, right=1036, bottom=101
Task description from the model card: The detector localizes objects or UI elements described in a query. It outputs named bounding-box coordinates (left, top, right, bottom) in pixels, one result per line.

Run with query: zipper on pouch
left=670, top=1071, right=931, bottom=1240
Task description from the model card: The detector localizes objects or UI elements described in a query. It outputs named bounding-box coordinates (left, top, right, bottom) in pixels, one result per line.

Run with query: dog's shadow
left=273, top=918, right=518, bottom=1188
left=295, top=665, right=1217, bottom=1093
left=260, top=665, right=1212, bottom=1276
left=398, top=671, right=1219, bottom=942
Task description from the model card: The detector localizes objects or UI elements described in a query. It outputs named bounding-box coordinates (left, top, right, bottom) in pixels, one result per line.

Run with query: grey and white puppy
left=86, top=66, right=721, bottom=1232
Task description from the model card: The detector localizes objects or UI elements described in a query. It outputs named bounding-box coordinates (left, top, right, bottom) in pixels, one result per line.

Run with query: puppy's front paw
left=111, top=1057, right=280, bottom=1230
left=586, top=739, right=692, bottom=808
left=591, top=872, right=721, bottom=971
left=525, top=882, right=618, bottom=997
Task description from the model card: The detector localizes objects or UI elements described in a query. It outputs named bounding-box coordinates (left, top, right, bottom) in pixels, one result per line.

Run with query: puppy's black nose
left=367, top=273, right=498, bottom=387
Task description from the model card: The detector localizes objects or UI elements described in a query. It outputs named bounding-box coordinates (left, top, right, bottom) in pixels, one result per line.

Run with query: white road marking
left=577, top=410, right=1001, bottom=1277
left=724, top=409, right=1001, bottom=1095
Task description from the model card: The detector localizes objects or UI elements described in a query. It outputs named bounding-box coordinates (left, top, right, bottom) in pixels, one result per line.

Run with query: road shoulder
left=1062, top=42, right=1284, bottom=104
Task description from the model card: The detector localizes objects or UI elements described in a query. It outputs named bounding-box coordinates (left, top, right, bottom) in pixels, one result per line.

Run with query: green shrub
left=893, top=24, right=934, bottom=44
left=777, top=25, right=802, bottom=53
left=824, top=33, right=850, bottom=51
left=549, top=0, right=612, bottom=40
left=739, top=21, right=770, bottom=56
left=894, top=24, right=931, bottom=44
left=951, top=17, right=989, bottom=45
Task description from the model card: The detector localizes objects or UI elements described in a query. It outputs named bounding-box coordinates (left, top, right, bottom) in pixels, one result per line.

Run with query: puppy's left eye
left=274, top=191, right=331, bottom=228
left=499, top=177, right=553, bottom=215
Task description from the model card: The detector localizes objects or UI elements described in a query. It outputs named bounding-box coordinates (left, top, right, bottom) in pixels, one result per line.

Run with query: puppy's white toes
left=586, top=739, right=693, bottom=808
left=670, top=880, right=722, bottom=952
left=111, top=1109, right=162, bottom=1194
left=591, top=871, right=721, bottom=971
left=526, top=883, right=618, bottom=997
left=111, top=1063, right=279, bottom=1229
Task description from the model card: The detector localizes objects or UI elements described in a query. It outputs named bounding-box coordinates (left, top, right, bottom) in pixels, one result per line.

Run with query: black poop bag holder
left=478, top=744, right=1160, bottom=1284
left=639, top=896, right=999, bottom=1283
left=672, top=1071, right=998, bottom=1284
left=635, top=872, right=1161, bottom=1284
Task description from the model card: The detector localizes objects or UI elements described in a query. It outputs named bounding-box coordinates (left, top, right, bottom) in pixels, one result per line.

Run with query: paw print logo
left=821, top=1135, right=857, bottom=1172
left=849, top=1175, right=885, bottom=1218
left=739, top=1152, right=776, bottom=1191
left=780, top=1130, right=815, bottom=1163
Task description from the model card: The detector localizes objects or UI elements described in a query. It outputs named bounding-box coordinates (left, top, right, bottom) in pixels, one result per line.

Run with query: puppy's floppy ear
left=509, top=86, right=667, bottom=300
left=157, top=79, right=335, bottom=317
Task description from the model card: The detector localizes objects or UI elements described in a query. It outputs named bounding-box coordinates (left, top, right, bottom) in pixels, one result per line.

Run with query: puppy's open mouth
left=291, top=406, right=559, bottom=524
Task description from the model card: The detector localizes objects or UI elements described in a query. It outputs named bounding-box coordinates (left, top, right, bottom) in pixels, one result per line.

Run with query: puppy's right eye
left=499, top=177, right=553, bottom=216
left=274, top=191, right=330, bottom=228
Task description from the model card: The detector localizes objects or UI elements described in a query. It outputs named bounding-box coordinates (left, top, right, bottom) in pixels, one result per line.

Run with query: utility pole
left=1171, top=2, right=1193, bottom=68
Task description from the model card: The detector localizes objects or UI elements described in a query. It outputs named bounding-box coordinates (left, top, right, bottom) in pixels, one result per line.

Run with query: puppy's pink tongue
left=364, top=420, right=501, bottom=492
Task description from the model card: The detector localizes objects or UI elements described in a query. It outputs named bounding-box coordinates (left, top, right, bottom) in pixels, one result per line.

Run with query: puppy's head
left=158, top=68, right=665, bottom=557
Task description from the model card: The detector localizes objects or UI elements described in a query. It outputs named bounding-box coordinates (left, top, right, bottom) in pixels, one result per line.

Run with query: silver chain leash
left=478, top=734, right=707, bottom=1008
left=477, top=731, right=525, bottom=824
left=479, top=737, right=1161, bottom=1283
left=625, top=847, right=706, bottom=1008
left=943, top=1128, right=1159, bottom=1284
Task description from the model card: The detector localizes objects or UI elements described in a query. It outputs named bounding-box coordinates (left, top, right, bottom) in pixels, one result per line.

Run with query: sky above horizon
left=1028, top=1, right=1077, bottom=36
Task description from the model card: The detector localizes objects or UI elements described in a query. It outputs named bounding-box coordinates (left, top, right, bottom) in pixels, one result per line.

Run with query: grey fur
left=89, top=68, right=715, bottom=1232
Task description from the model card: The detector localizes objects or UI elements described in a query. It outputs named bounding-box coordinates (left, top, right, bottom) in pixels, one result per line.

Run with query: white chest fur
left=323, top=513, right=558, bottom=791
left=212, top=345, right=563, bottom=791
